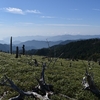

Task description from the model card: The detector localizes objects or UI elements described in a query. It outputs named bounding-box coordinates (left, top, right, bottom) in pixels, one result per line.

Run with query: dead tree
left=82, top=69, right=100, bottom=98
left=88, top=61, right=90, bottom=67
left=34, top=59, right=38, bottom=66
left=0, top=75, right=51, bottom=100
left=0, top=63, right=53, bottom=100
left=35, top=62, right=54, bottom=96
left=22, top=45, right=25, bottom=55
left=69, top=62, right=72, bottom=67
left=10, top=36, right=12, bottom=54
left=98, top=61, right=100, bottom=65
left=15, top=46, right=19, bottom=58
left=0, top=91, right=8, bottom=100
left=60, top=62, right=63, bottom=66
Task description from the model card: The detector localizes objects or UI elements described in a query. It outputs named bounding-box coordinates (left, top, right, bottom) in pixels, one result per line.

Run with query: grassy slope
left=0, top=52, right=100, bottom=100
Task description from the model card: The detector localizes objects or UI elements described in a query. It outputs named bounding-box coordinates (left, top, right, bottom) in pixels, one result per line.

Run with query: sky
left=0, top=0, right=100, bottom=40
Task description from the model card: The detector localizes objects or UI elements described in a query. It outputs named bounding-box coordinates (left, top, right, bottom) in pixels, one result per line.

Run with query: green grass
left=0, top=52, right=100, bottom=100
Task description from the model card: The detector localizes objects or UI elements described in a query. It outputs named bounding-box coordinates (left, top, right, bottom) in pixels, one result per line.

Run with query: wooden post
left=16, top=46, right=19, bottom=58
left=10, top=36, right=12, bottom=54
left=22, top=45, right=25, bottom=55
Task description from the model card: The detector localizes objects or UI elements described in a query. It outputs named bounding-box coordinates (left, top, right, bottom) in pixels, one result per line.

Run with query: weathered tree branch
left=59, top=93, right=76, bottom=100
left=0, top=75, right=52, bottom=100
left=0, top=75, right=25, bottom=95
left=82, top=69, right=100, bottom=97
left=35, top=62, right=54, bottom=96
left=0, top=91, right=8, bottom=100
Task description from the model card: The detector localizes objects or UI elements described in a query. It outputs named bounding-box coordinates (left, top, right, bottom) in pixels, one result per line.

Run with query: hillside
left=16, top=40, right=62, bottom=49
left=34, top=38, right=100, bottom=61
left=0, top=52, right=100, bottom=100
left=0, top=44, right=9, bottom=52
left=0, top=40, right=63, bottom=52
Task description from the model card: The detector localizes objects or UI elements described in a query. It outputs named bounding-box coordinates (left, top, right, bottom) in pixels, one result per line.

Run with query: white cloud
left=93, top=9, right=100, bottom=11
left=15, top=22, right=34, bottom=26
left=4, top=7, right=24, bottom=14
left=14, top=23, right=89, bottom=27
left=2, top=7, right=41, bottom=15
left=26, top=10, right=41, bottom=14
left=41, top=16, right=55, bottom=18
left=66, top=18, right=83, bottom=20
left=70, top=9, right=78, bottom=11
left=44, top=24, right=90, bottom=27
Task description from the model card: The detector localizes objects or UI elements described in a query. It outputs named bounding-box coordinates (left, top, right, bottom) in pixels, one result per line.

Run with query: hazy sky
left=0, top=0, right=100, bottom=40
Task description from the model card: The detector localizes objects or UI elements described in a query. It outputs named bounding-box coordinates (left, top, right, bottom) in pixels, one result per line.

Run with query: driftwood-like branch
left=40, top=62, right=46, bottom=84
left=82, top=69, right=100, bottom=97
left=59, top=93, right=76, bottom=100
left=0, top=91, right=8, bottom=100
left=0, top=75, right=25, bottom=95
left=0, top=75, right=51, bottom=100
left=36, top=62, right=54, bottom=96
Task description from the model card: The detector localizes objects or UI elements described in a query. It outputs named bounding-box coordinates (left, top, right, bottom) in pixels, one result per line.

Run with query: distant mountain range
left=0, top=40, right=6, bottom=44
left=15, top=40, right=62, bottom=50
left=0, top=34, right=100, bottom=52
left=0, top=40, right=63, bottom=52
left=0, top=43, right=9, bottom=52
left=2, top=34, right=100, bottom=44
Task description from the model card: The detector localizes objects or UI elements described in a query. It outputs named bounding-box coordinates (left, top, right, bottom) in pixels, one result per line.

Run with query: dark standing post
left=10, top=36, right=12, bottom=54
left=99, top=61, right=100, bottom=65
left=16, top=46, right=19, bottom=58
left=34, top=59, right=38, bottom=66
left=22, top=45, right=25, bottom=55
left=69, top=62, right=72, bottom=67
left=88, top=61, right=90, bottom=67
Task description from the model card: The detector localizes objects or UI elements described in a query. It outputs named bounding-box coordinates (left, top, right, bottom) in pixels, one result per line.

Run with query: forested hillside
left=32, top=38, right=100, bottom=61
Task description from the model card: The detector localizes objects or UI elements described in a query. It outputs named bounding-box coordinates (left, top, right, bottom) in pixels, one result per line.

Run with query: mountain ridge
left=0, top=34, right=100, bottom=52
left=2, top=34, right=100, bottom=44
left=34, top=38, right=100, bottom=61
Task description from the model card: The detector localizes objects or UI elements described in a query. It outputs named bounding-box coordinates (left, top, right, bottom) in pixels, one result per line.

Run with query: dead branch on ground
left=82, top=68, right=100, bottom=98
left=0, top=61, right=54, bottom=100
left=35, top=62, right=54, bottom=97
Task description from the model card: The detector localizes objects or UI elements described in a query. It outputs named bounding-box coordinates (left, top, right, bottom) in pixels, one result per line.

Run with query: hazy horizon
left=1, top=34, right=100, bottom=40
